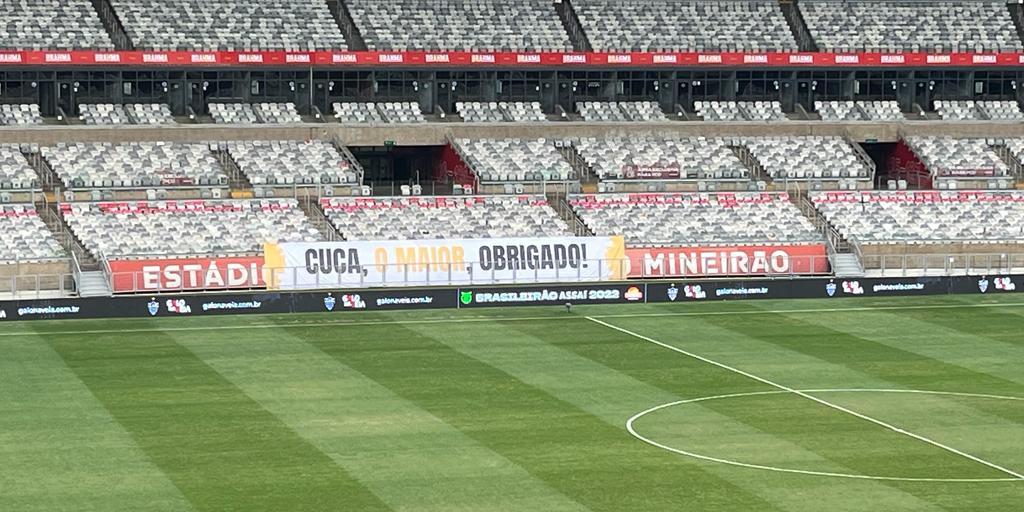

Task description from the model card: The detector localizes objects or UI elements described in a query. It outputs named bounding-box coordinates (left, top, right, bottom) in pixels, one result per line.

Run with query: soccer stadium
left=3, top=0, right=1024, bottom=510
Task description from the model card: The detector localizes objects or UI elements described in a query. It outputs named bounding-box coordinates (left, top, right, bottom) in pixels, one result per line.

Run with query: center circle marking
left=627, top=389, right=1024, bottom=482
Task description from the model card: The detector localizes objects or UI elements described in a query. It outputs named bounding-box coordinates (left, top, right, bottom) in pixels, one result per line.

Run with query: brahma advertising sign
left=109, top=256, right=265, bottom=293
left=263, top=237, right=627, bottom=290
left=625, top=244, right=829, bottom=278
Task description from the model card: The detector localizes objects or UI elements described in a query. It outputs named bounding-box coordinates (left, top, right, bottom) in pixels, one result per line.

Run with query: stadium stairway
left=831, top=253, right=865, bottom=278
left=1009, top=1, right=1024, bottom=45
left=555, top=0, right=593, bottom=52
left=90, top=0, right=133, bottom=49
left=326, top=0, right=367, bottom=50
left=299, top=196, right=345, bottom=241
left=77, top=270, right=112, bottom=297
left=779, top=0, right=818, bottom=52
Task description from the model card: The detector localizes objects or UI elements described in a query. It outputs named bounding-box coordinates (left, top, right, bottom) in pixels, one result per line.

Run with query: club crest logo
left=460, top=291, right=473, bottom=305
left=684, top=285, right=706, bottom=300
left=826, top=282, right=837, bottom=297
left=324, top=293, right=337, bottom=311
left=147, top=298, right=159, bottom=316
left=667, top=285, right=679, bottom=301
left=978, top=278, right=990, bottom=293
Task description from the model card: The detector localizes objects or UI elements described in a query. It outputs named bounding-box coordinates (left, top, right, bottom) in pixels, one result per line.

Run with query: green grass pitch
left=3, top=294, right=1024, bottom=511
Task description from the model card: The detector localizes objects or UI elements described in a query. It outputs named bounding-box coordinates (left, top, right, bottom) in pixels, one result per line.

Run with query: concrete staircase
left=78, top=270, right=112, bottom=297
left=554, top=0, right=592, bottom=52
left=831, top=253, right=865, bottom=278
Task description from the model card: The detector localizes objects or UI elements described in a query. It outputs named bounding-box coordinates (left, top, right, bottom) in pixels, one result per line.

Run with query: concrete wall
left=4, top=120, right=1024, bottom=146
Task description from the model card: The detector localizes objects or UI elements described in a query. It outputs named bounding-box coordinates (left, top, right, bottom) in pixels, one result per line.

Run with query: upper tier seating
left=696, top=101, right=786, bottom=121
left=0, top=205, right=65, bottom=262
left=0, top=0, right=112, bottom=50
left=61, top=199, right=320, bottom=258
left=574, top=137, right=749, bottom=181
left=904, top=137, right=1011, bottom=180
left=109, top=0, right=347, bottom=50
left=80, top=104, right=131, bottom=125
left=41, top=142, right=227, bottom=189
left=320, top=195, right=572, bottom=240
left=815, top=101, right=863, bottom=121
left=935, top=100, right=981, bottom=121
left=578, top=102, right=667, bottom=122
left=457, top=102, right=507, bottom=123
left=456, top=139, right=576, bottom=182
left=378, top=102, right=426, bottom=123
left=208, top=103, right=301, bottom=124
left=800, top=0, right=1022, bottom=52
left=858, top=100, right=905, bottom=121
left=125, top=104, right=176, bottom=125
left=745, top=137, right=873, bottom=181
left=569, top=192, right=821, bottom=245
left=574, top=0, right=798, bottom=51
left=0, top=104, right=43, bottom=125
left=979, top=101, right=1024, bottom=121
left=226, top=140, right=360, bottom=186
left=0, top=145, right=40, bottom=190
left=812, top=190, right=1024, bottom=243
left=345, top=0, right=572, bottom=51
left=210, top=103, right=259, bottom=124
left=333, top=102, right=387, bottom=123
left=501, top=102, right=547, bottom=122
left=253, top=102, right=302, bottom=124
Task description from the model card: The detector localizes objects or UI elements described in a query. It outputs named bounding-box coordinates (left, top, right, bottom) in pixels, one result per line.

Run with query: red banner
left=626, top=245, right=829, bottom=278
left=109, top=256, right=265, bottom=293
left=0, top=50, right=1019, bottom=68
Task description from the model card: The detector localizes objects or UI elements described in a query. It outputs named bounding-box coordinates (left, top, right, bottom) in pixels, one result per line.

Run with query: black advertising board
left=0, top=275, right=1020, bottom=322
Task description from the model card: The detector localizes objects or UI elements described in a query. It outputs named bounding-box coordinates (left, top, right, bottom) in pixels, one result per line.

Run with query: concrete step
left=78, top=270, right=111, bottom=298
left=832, top=253, right=865, bottom=278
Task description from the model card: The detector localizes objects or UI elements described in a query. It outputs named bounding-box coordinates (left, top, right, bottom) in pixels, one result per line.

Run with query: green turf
left=4, top=294, right=1024, bottom=511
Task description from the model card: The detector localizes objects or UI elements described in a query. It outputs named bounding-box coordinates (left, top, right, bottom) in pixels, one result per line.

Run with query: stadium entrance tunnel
left=627, top=389, right=1024, bottom=482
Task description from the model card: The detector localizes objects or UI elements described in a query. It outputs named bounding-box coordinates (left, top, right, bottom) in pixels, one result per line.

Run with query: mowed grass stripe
left=306, top=322, right=785, bottom=512
left=0, top=335, right=193, bottom=512
left=616, top=308, right=1024, bottom=509
left=168, top=326, right=589, bottom=512
left=42, top=330, right=389, bottom=512
left=423, top=319, right=952, bottom=512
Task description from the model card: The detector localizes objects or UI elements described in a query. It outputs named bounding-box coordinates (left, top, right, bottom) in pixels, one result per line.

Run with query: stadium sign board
left=624, top=244, right=829, bottom=278
left=108, top=256, right=265, bottom=293
left=263, top=236, right=627, bottom=290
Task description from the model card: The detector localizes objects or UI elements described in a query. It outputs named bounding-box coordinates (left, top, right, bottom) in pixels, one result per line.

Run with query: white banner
left=264, top=236, right=627, bottom=290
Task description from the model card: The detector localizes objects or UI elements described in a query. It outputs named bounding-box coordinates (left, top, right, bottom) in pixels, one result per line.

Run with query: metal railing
left=862, top=252, right=1024, bottom=277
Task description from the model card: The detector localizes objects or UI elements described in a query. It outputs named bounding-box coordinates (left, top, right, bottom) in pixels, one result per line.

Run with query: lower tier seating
left=0, top=205, right=65, bottom=262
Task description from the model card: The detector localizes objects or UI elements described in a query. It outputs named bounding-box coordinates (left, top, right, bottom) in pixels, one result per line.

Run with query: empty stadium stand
left=109, top=0, right=347, bottom=50
left=41, top=142, right=227, bottom=189
left=125, top=103, right=176, bottom=125
left=800, top=0, right=1022, bottom=52
left=0, top=146, right=41, bottom=190
left=345, top=0, right=572, bottom=51
left=0, top=105, right=43, bottom=126
left=333, top=102, right=387, bottom=123
left=320, top=195, right=571, bottom=241
left=0, top=205, right=65, bottom=262
left=79, top=104, right=131, bottom=125
left=378, top=102, right=426, bottom=123
left=226, top=140, right=360, bottom=186
left=209, top=103, right=301, bottom=124
left=61, top=199, right=320, bottom=258
left=695, top=101, right=787, bottom=121
left=904, top=137, right=1015, bottom=184
left=744, top=136, right=874, bottom=182
left=0, top=0, right=112, bottom=50
left=812, top=190, right=1024, bottom=244
left=454, top=138, right=577, bottom=184
left=573, top=0, right=798, bottom=51
left=577, top=101, right=667, bottom=122
left=570, top=192, right=821, bottom=245
left=574, top=136, right=750, bottom=181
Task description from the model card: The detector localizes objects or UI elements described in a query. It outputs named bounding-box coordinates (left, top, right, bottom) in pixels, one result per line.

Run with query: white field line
left=586, top=316, right=1024, bottom=481
left=5, top=300, right=1024, bottom=338
left=626, top=389, right=1024, bottom=483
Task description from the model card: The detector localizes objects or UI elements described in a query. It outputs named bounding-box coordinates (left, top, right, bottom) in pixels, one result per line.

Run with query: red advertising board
left=626, top=245, right=829, bottom=278
left=0, top=50, right=1019, bottom=68
left=109, top=256, right=265, bottom=293
left=623, top=164, right=681, bottom=179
